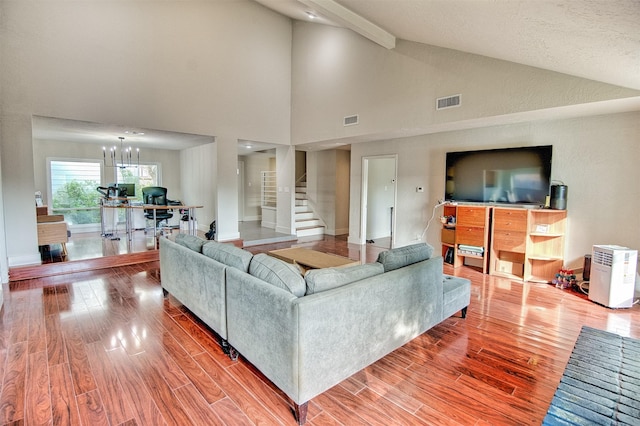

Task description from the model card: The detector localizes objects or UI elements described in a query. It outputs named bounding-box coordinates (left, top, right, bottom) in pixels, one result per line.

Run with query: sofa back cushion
left=305, top=262, right=384, bottom=295
left=376, top=243, right=434, bottom=272
left=174, top=233, right=206, bottom=253
left=249, top=253, right=306, bottom=297
left=202, top=241, right=253, bottom=272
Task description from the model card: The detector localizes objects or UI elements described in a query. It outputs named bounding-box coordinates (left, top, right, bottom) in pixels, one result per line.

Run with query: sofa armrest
left=225, top=267, right=300, bottom=399
left=159, top=237, right=228, bottom=339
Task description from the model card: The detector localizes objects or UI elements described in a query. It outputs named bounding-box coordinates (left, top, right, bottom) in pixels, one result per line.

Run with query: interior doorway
left=361, top=155, right=397, bottom=249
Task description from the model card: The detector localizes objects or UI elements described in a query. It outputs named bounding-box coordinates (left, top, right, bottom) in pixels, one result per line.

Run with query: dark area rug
left=543, top=326, right=640, bottom=425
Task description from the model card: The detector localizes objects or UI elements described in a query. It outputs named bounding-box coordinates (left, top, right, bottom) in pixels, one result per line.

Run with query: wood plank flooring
left=0, top=236, right=639, bottom=425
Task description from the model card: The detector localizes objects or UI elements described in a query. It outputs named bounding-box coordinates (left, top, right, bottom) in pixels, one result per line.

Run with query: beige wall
left=349, top=111, right=640, bottom=269
left=291, top=22, right=639, bottom=145
left=290, top=21, right=639, bottom=268
left=240, top=153, right=274, bottom=221
left=307, top=149, right=350, bottom=236
left=2, top=1, right=639, bottom=278
left=180, top=143, right=216, bottom=234
left=275, top=146, right=296, bottom=235
left=0, top=1, right=292, bottom=267
left=335, top=150, right=350, bottom=235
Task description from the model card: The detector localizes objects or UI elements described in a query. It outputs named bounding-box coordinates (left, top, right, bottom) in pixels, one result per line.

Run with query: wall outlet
left=416, top=186, right=424, bottom=193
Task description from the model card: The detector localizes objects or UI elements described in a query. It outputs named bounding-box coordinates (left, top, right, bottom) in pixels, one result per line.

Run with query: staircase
left=295, top=182, right=325, bottom=238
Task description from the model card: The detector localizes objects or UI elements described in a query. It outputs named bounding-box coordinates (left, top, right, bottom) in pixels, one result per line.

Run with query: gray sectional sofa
left=159, top=234, right=471, bottom=425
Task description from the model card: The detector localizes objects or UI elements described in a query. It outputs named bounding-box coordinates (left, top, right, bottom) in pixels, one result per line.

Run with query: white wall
left=290, top=21, right=639, bottom=269
left=335, top=150, right=350, bottom=235
left=0, top=133, right=7, bottom=284
left=275, top=145, right=295, bottom=235
left=349, top=111, right=640, bottom=269
left=240, top=153, right=273, bottom=221
left=306, top=149, right=351, bottom=235
left=214, top=136, right=240, bottom=241
left=3, top=1, right=638, bottom=278
left=0, top=1, right=292, bottom=267
left=291, top=22, right=639, bottom=145
left=180, top=143, right=216, bottom=233
left=307, top=150, right=336, bottom=232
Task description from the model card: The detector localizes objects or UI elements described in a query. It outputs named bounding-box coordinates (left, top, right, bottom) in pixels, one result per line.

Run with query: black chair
left=142, top=186, right=174, bottom=235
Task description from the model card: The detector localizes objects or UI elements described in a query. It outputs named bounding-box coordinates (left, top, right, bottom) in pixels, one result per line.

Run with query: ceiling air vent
left=343, top=114, right=359, bottom=126
left=436, top=94, right=461, bottom=110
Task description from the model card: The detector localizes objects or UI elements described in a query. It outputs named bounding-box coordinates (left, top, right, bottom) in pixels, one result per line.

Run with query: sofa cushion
left=376, top=243, right=434, bottom=272
left=202, top=241, right=253, bottom=272
left=305, top=262, right=384, bottom=295
left=249, top=253, right=306, bottom=297
left=174, top=233, right=206, bottom=253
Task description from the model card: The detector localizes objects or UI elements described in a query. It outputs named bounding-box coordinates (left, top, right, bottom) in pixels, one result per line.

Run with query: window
left=48, top=160, right=161, bottom=231
left=49, top=160, right=102, bottom=226
left=115, top=164, right=159, bottom=200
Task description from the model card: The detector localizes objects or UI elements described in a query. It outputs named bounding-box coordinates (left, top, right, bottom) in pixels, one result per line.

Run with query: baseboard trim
left=8, top=253, right=42, bottom=268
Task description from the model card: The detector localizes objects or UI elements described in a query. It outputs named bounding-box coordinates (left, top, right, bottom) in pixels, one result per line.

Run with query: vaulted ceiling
left=256, top=0, right=640, bottom=90
left=34, top=0, right=640, bottom=149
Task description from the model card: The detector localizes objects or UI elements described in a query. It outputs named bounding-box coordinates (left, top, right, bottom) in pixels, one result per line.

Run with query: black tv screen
left=445, top=145, right=552, bottom=205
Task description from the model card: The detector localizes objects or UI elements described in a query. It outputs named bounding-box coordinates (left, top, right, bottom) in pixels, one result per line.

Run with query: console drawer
left=493, top=209, right=527, bottom=231
left=456, top=206, right=487, bottom=227
left=493, top=230, right=526, bottom=252
left=441, top=228, right=455, bottom=245
left=456, top=226, right=484, bottom=247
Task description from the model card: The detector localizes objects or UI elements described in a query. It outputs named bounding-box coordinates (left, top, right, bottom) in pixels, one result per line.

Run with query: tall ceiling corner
left=298, top=0, right=396, bottom=49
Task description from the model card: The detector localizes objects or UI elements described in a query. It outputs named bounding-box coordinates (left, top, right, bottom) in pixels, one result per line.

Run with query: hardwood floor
left=1, top=236, right=638, bottom=425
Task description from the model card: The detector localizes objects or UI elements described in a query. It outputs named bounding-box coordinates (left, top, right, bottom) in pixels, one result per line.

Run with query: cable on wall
left=420, top=201, right=448, bottom=241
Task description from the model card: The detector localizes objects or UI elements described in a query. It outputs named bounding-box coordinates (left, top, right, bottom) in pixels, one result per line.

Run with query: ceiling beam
left=298, top=0, right=396, bottom=49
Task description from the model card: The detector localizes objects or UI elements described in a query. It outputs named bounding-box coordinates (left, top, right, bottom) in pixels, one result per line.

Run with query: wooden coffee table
left=267, top=248, right=359, bottom=270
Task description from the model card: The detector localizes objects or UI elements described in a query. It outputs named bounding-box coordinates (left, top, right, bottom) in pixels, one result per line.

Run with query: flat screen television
left=116, top=183, right=136, bottom=198
left=445, top=145, right=552, bottom=205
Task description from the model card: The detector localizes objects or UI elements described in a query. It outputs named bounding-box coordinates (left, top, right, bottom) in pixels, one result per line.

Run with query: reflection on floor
left=40, top=221, right=298, bottom=264
left=238, top=220, right=297, bottom=247
left=367, top=236, right=392, bottom=250
left=40, top=229, right=162, bottom=264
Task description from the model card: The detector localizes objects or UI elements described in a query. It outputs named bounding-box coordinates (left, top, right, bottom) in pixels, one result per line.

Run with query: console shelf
left=440, top=205, right=491, bottom=273
left=490, top=207, right=566, bottom=282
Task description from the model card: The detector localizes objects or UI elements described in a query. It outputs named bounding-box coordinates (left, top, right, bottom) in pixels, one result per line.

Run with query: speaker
left=550, top=184, right=567, bottom=210
left=444, top=247, right=454, bottom=265
left=583, top=254, right=591, bottom=282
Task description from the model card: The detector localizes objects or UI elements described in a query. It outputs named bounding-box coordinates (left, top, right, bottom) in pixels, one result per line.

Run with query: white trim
left=8, top=253, right=42, bottom=268
left=299, top=0, right=396, bottom=49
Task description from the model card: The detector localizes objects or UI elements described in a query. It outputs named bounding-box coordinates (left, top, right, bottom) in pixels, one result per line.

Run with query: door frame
left=237, top=160, right=245, bottom=221
left=360, top=154, right=398, bottom=248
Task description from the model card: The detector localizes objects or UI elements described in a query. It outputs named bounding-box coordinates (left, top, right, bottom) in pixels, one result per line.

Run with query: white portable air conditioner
left=588, top=245, right=638, bottom=308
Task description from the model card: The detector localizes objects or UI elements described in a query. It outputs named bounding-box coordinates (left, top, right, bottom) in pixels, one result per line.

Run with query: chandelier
left=103, top=136, right=139, bottom=168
